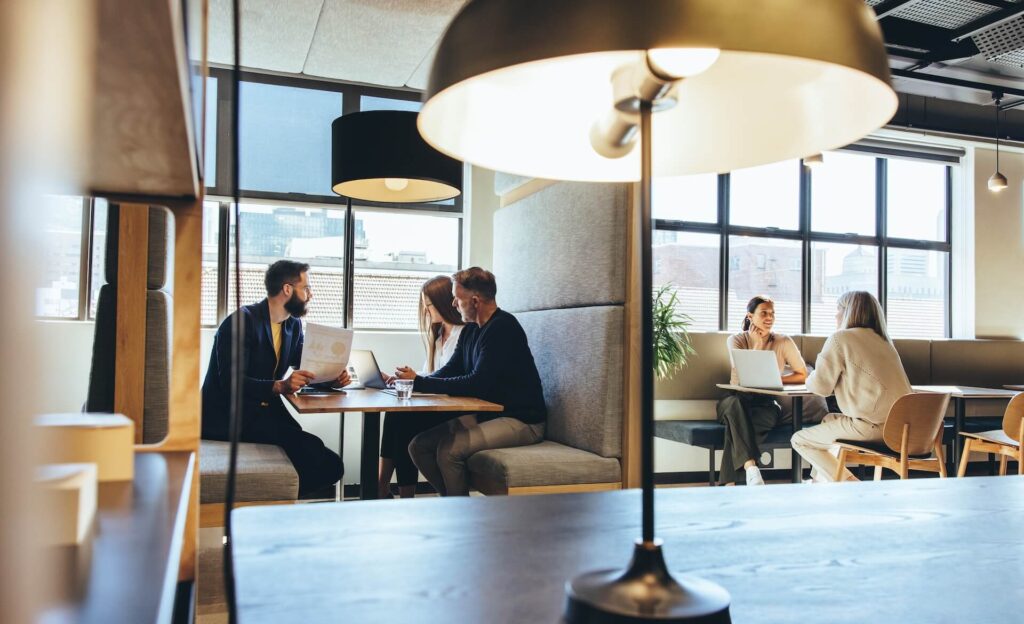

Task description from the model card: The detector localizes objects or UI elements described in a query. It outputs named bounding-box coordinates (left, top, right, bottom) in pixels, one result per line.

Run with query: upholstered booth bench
left=655, top=333, right=1023, bottom=483
left=198, top=440, right=298, bottom=525
left=466, top=175, right=630, bottom=495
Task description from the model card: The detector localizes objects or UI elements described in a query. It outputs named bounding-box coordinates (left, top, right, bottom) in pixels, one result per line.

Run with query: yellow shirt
left=270, top=321, right=283, bottom=369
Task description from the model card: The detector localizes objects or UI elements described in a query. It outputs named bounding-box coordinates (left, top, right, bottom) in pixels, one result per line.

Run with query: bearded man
left=201, top=260, right=347, bottom=496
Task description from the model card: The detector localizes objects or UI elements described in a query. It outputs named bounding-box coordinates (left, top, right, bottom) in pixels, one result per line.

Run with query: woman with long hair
left=377, top=275, right=465, bottom=498
left=717, top=295, right=810, bottom=485
left=792, top=291, right=911, bottom=482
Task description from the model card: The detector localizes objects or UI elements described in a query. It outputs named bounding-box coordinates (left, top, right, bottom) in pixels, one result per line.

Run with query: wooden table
left=717, top=383, right=814, bottom=483
left=912, top=385, right=1020, bottom=472
left=43, top=452, right=195, bottom=624
left=287, top=389, right=502, bottom=500
left=232, top=475, right=1024, bottom=623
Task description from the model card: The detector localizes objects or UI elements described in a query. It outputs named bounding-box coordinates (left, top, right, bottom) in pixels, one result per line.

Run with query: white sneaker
left=745, top=465, right=765, bottom=486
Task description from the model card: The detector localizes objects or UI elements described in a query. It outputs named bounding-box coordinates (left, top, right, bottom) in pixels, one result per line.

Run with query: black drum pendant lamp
left=417, top=1, right=896, bottom=622
left=332, top=110, right=462, bottom=203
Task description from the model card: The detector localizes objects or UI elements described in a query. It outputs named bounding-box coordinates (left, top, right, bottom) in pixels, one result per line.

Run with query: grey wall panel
left=494, top=181, right=628, bottom=313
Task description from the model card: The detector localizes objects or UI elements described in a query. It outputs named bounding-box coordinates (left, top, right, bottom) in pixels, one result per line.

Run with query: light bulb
left=384, top=178, right=409, bottom=191
left=988, top=171, right=1008, bottom=192
left=647, top=48, right=720, bottom=79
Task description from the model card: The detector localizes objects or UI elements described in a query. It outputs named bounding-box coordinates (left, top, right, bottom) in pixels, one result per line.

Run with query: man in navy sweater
left=202, top=260, right=349, bottom=496
left=407, top=267, right=546, bottom=495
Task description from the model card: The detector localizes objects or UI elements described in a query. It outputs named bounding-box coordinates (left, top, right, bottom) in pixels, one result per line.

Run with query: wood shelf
left=44, top=452, right=195, bottom=624
left=89, top=0, right=199, bottom=200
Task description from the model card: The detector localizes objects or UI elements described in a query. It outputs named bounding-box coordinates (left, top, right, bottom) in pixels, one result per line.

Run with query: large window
left=654, top=148, right=954, bottom=338
left=37, top=74, right=461, bottom=332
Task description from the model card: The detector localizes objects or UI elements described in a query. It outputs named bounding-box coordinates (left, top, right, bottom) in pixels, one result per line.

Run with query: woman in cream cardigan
left=792, top=291, right=912, bottom=482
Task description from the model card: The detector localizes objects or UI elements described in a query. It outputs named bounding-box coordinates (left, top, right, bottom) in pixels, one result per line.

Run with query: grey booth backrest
left=85, top=204, right=174, bottom=444
left=493, top=176, right=628, bottom=458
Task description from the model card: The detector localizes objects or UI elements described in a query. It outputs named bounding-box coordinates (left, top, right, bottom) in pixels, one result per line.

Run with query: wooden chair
left=957, top=393, right=1024, bottom=477
left=834, top=392, right=951, bottom=481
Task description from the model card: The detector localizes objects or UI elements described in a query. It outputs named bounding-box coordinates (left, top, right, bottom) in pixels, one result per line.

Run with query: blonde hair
left=836, top=291, right=890, bottom=342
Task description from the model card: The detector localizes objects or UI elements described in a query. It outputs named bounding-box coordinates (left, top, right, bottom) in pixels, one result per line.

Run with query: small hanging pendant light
left=989, top=94, right=1008, bottom=192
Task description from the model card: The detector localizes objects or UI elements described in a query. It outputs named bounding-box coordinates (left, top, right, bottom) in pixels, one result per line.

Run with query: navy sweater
left=414, top=309, right=547, bottom=424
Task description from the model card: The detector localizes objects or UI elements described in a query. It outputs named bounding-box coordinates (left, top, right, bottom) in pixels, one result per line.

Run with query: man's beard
left=284, top=291, right=308, bottom=317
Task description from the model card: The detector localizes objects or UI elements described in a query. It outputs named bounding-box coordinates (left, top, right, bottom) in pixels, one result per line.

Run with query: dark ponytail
left=741, top=295, right=774, bottom=331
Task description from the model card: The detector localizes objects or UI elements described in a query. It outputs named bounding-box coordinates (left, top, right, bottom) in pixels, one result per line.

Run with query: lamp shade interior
left=332, top=110, right=462, bottom=202
left=418, top=0, right=896, bottom=182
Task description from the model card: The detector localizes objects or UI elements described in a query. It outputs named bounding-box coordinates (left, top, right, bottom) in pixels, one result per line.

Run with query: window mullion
left=78, top=197, right=94, bottom=321
left=718, top=173, right=729, bottom=332
left=877, top=158, right=887, bottom=313
left=800, top=161, right=811, bottom=335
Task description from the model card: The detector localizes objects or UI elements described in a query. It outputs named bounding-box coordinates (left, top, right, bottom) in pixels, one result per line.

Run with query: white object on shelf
left=35, top=413, right=134, bottom=481
left=36, top=463, right=98, bottom=546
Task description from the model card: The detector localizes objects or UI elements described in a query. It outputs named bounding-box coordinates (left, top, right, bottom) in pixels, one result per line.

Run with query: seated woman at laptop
left=718, top=295, right=809, bottom=486
left=377, top=276, right=466, bottom=498
left=792, top=291, right=911, bottom=483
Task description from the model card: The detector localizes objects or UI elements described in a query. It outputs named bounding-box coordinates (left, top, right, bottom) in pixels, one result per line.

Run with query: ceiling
left=207, top=0, right=1024, bottom=138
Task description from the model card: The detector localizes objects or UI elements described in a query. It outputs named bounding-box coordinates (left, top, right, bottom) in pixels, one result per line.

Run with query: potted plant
left=652, top=284, right=694, bottom=379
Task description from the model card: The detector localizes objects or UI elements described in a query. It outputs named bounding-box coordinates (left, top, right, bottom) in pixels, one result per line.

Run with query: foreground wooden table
left=717, top=383, right=814, bottom=483
left=233, top=476, right=1024, bottom=623
left=287, top=389, right=502, bottom=499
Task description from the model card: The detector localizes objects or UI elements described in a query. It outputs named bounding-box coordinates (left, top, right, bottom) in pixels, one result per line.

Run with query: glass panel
left=201, top=201, right=220, bottom=326
left=887, top=159, right=947, bottom=241
left=204, top=75, right=217, bottom=186
left=228, top=203, right=347, bottom=327
left=727, top=236, right=802, bottom=334
left=653, top=173, right=717, bottom=223
left=729, top=160, right=800, bottom=230
left=89, top=199, right=109, bottom=318
left=360, top=95, right=421, bottom=112
left=810, top=151, right=876, bottom=236
left=653, top=231, right=719, bottom=331
left=887, top=248, right=948, bottom=339
left=353, top=208, right=460, bottom=329
left=239, top=81, right=342, bottom=196
left=809, top=242, right=878, bottom=334
left=36, top=195, right=84, bottom=318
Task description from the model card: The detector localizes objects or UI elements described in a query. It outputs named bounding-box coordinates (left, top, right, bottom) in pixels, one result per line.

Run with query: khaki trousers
left=791, top=413, right=881, bottom=482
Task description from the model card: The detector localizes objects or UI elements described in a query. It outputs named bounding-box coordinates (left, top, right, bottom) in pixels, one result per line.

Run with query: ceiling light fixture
left=804, top=153, right=824, bottom=168
left=419, top=1, right=896, bottom=621
left=989, top=93, right=1008, bottom=193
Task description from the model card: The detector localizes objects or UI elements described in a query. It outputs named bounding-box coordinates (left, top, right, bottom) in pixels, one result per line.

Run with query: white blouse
left=421, top=324, right=463, bottom=374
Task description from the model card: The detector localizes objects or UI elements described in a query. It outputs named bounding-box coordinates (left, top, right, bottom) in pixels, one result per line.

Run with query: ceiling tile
left=303, top=0, right=465, bottom=87
left=209, top=0, right=325, bottom=73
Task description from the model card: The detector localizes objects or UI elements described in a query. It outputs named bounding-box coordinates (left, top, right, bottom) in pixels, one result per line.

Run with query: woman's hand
left=747, top=324, right=771, bottom=345
left=394, top=366, right=417, bottom=380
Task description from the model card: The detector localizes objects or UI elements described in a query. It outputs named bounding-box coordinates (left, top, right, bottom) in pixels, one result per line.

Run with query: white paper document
left=300, top=323, right=354, bottom=384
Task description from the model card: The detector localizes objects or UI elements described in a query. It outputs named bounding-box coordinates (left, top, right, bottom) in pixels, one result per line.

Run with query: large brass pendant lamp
left=418, top=1, right=896, bottom=621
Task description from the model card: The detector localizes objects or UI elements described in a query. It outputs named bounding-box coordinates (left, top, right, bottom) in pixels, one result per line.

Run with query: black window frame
left=654, top=146, right=955, bottom=337
left=203, top=68, right=464, bottom=330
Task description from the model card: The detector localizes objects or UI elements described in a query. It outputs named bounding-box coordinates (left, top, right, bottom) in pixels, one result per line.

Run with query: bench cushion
left=468, top=441, right=621, bottom=492
left=200, top=440, right=298, bottom=504
left=655, top=420, right=795, bottom=450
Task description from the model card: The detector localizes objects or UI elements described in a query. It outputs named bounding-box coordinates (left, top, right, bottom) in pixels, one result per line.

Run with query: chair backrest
left=1002, top=393, right=1024, bottom=441
left=493, top=175, right=628, bottom=458
left=882, top=393, right=950, bottom=455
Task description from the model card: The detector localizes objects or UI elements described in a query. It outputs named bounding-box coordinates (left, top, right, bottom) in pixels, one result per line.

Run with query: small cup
left=394, top=379, right=414, bottom=400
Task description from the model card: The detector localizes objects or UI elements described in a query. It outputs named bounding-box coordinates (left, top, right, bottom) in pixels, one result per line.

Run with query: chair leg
left=957, top=438, right=973, bottom=478
left=934, top=439, right=947, bottom=478
left=999, top=454, right=1008, bottom=476
left=834, top=448, right=848, bottom=482
left=873, top=466, right=883, bottom=481
left=709, top=446, right=716, bottom=487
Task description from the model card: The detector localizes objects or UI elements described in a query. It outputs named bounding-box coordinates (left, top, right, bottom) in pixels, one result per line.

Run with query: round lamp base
left=565, top=540, right=731, bottom=623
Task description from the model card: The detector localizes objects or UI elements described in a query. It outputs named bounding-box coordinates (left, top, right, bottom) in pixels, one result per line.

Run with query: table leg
left=952, top=398, right=965, bottom=476
left=360, top=411, right=381, bottom=500
left=791, top=396, right=803, bottom=484
left=337, top=413, right=345, bottom=502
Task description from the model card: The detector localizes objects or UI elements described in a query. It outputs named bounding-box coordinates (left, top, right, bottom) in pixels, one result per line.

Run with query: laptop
left=346, top=350, right=391, bottom=390
left=730, top=349, right=784, bottom=391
